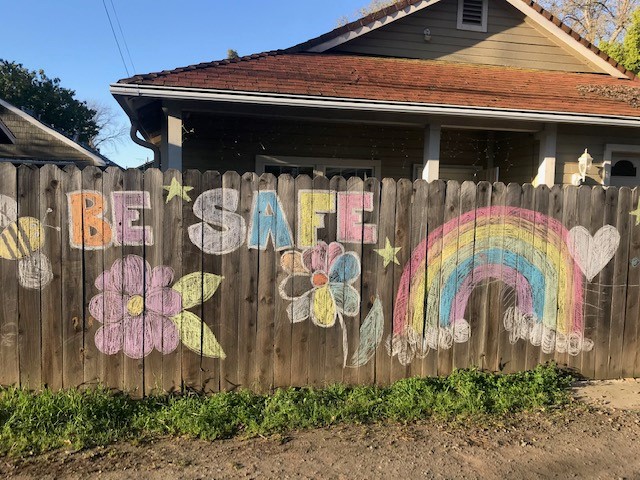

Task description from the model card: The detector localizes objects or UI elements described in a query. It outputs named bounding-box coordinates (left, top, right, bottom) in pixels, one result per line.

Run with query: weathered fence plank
left=359, top=176, right=381, bottom=384
left=100, top=167, right=124, bottom=391
left=121, top=168, right=145, bottom=396
left=142, top=167, right=165, bottom=394
left=289, top=175, right=311, bottom=387
left=609, top=187, right=632, bottom=378
left=255, top=173, right=277, bottom=392
left=237, top=173, right=259, bottom=390
left=308, top=174, right=330, bottom=388
left=485, top=182, right=506, bottom=373
left=81, top=166, right=104, bottom=388
left=273, top=174, right=295, bottom=388
left=200, top=170, right=222, bottom=394
left=391, top=179, right=412, bottom=382
left=0, top=163, right=19, bottom=386
left=375, top=178, right=396, bottom=386
left=219, top=171, right=242, bottom=391
left=324, top=175, right=345, bottom=387
left=17, top=166, right=42, bottom=388
left=581, top=186, right=605, bottom=379
left=624, top=188, right=640, bottom=378
left=437, top=181, right=460, bottom=377
left=39, top=165, right=64, bottom=390
left=422, top=180, right=446, bottom=378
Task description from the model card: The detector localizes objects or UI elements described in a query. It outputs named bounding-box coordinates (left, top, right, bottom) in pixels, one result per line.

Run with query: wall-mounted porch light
left=424, top=28, right=432, bottom=41
left=571, top=148, right=593, bottom=185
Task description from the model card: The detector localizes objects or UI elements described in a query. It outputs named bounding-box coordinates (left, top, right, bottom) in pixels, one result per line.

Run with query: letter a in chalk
left=248, top=191, right=293, bottom=250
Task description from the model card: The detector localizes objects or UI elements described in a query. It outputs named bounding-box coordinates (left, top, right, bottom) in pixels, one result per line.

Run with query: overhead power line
left=109, top=0, right=136, bottom=74
left=102, top=0, right=131, bottom=77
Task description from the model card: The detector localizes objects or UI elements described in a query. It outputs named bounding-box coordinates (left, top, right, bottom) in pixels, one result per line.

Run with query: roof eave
left=110, top=83, right=640, bottom=128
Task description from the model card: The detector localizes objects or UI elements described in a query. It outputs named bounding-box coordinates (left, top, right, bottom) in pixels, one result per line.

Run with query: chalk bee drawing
left=279, top=241, right=384, bottom=367
left=89, top=254, right=225, bottom=359
left=0, top=194, right=54, bottom=290
left=390, top=207, right=620, bottom=365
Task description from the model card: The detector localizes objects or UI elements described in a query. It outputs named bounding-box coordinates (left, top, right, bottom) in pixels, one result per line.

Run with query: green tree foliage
left=226, top=49, right=240, bottom=60
left=600, top=9, right=640, bottom=73
left=0, top=60, right=98, bottom=145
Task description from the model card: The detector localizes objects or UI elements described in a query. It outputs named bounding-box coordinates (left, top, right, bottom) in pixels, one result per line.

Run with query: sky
left=2, top=0, right=372, bottom=168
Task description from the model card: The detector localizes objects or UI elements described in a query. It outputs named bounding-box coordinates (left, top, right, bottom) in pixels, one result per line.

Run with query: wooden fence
left=0, top=163, right=639, bottom=395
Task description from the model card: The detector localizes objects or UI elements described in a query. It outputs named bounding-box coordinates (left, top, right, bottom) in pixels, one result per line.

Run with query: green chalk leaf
left=172, top=272, right=224, bottom=309
left=170, top=310, right=226, bottom=359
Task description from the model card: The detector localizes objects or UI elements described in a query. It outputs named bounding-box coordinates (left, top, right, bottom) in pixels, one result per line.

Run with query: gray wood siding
left=0, top=106, right=93, bottom=166
left=556, top=124, right=640, bottom=185
left=330, top=0, right=601, bottom=73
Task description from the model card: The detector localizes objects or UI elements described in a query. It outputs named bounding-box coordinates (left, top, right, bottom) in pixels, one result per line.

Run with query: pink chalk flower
left=279, top=241, right=361, bottom=328
left=89, top=255, right=182, bottom=359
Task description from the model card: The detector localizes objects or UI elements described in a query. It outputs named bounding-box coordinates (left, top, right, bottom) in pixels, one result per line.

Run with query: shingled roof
left=117, top=53, right=640, bottom=120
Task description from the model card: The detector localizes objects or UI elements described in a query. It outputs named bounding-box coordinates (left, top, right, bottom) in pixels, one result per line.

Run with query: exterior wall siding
left=330, top=0, right=601, bottom=73
left=555, top=125, right=640, bottom=185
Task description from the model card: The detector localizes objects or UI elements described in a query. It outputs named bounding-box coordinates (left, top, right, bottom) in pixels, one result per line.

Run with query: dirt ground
left=3, top=380, right=640, bottom=480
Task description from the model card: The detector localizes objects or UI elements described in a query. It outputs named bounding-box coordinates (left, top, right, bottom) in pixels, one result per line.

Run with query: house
left=0, top=97, right=109, bottom=168
left=111, top=0, right=640, bottom=186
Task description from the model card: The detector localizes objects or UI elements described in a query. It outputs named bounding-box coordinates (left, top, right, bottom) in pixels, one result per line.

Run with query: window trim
left=602, top=144, right=640, bottom=186
left=0, top=119, right=16, bottom=144
left=457, top=0, right=488, bottom=33
left=256, top=155, right=381, bottom=179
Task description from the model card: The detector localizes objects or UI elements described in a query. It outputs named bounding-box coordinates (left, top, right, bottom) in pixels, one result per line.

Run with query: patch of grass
left=0, top=364, right=572, bottom=456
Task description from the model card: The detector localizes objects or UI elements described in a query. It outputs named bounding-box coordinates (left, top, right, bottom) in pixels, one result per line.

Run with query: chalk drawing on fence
left=279, top=241, right=369, bottom=367
left=89, top=254, right=225, bottom=359
left=567, top=226, right=620, bottom=282
left=0, top=194, right=54, bottom=290
left=374, top=237, right=401, bottom=268
left=3, top=167, right=638, bottom=392
left=389, top=206, right=617, bottom=366
left=349, top=297, right=385, bottom=368
left=163, top=178, right=194, bottom=203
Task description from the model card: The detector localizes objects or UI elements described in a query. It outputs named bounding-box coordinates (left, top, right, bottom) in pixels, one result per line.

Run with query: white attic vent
left=457, top=0, right=488, bottom=32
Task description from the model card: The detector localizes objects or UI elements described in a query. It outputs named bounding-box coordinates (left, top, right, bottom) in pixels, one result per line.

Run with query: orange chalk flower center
left=127, top=295, right=144, bottom=317
left=312, top=272, right=329, bottom=287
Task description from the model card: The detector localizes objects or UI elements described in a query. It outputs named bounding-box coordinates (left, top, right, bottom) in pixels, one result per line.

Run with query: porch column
left=534, top=123, right=557, bottom=187
left=422, top=124, right=441, bottom=181
left=161, top=107, right=183, bottom=171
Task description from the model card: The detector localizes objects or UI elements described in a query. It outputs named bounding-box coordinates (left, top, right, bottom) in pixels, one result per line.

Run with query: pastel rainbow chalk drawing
left=389, top=206, right=620, bottom=366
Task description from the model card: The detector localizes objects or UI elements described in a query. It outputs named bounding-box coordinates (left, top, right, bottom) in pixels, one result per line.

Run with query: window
left=611, top=160, right=637, bottom=177
left=603, top=144, right=640, bottom=187
left=609, top=157, right=640, bottom=186
left=457, top=0, right=488, bottom=32
left=256, top=155, right=380, bottom=179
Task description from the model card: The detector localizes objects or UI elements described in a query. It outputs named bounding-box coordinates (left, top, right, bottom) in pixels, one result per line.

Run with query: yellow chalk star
left=163, top=178, right=194, bottom=203
left=631, top=198, right=640, bottom=226
left=375, top=237, right=401, bottom=268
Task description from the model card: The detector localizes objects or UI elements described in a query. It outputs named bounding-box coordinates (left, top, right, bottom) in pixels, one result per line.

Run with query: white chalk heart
left=568, top=226, right=620, bottom=282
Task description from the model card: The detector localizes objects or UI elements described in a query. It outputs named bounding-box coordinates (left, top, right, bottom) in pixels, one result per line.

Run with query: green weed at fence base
left=0, top=364, right=572, bottom=456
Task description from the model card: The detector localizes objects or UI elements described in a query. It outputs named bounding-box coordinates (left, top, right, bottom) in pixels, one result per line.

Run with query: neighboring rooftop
left=0, top=98, right=111, bottom=167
